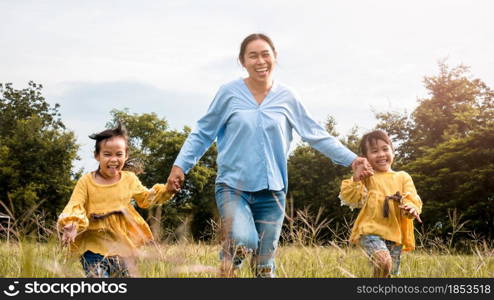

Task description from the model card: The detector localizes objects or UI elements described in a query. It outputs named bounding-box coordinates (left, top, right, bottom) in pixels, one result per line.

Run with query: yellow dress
left=339, top=170, right=422, bottom=251
left=57, top=171, right=174, bottom=257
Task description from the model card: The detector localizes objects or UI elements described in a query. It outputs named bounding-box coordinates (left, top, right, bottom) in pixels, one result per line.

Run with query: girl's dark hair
left=89, top=122, right=129, bottom=155
left=238, top=33, right=277, bottom=64
left=89, top=122, right=143, bottom=174
left=360, top=130, right=393, bottom=156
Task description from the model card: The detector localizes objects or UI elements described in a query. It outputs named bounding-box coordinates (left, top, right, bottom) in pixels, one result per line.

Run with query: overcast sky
left=1, top=0, right=493, bottom=174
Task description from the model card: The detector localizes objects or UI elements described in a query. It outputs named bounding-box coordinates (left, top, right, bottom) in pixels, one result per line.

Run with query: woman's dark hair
left=238, top=33, right=277, bottom=64
left=359, top=130, right=393, bottom=156
left=89, top=122, right=143, bottom=174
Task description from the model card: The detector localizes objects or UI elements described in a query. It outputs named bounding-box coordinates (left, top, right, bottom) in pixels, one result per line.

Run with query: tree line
left=1, top=62, right=492, bottom=247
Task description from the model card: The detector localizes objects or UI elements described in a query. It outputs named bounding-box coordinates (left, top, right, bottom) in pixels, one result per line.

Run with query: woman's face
left=242, top=39, right=276, bottom=83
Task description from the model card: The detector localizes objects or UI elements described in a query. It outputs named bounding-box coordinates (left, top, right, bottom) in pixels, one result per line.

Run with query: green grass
left=0, top=240, right=492, bottom=278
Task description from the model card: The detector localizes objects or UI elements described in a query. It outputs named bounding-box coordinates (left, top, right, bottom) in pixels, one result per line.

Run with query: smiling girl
left=339, top=130, right=422, bottom=277
left=57, top=123, right=175, bottom=277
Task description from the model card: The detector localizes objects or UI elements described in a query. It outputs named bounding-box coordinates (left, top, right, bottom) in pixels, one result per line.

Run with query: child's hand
left=166, top=181, right=178, bottom=194
left=399, top=204, right=422, bottom=223
left=62, top=223, right=77, bottom=245
left=351, top=162, right=364, bottom=182
left=351, top=157, right=374, bottom=181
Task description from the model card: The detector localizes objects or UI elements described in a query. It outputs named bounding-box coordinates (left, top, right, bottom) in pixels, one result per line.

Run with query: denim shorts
left=80, top=251, right=130, bottom=278
left=359, top=234, right=402, bottom=275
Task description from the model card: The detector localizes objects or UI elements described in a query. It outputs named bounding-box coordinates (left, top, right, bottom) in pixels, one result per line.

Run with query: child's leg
left=359, top=235, right=392, bottom=278
left=371, top=250, right=392, bottom=278
left=107, top=256, right=130, bottom=278
left=385, top=241, right=403, bottom=276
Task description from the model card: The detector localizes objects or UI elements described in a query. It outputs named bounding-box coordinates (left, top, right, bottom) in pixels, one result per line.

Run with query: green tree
left=376, top=61, right=494, bottom=165
left=406, top=126, right=494, bottom=240
left=0, top=82, right=79, bottom=233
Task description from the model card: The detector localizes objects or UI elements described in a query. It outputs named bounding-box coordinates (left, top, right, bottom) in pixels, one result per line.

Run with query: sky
left=1, top=0, right=493, bottom=174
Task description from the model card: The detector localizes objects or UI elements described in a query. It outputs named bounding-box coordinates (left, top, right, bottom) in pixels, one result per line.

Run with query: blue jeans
left=80, top=251, right=130, bottom=278
left=215, top=183, right=286, bottom=278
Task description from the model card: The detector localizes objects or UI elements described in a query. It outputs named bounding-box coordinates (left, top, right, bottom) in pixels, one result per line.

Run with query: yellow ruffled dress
left=57, top=171, right=174, bottom=257
left=339, top=170, right=422, bottom=251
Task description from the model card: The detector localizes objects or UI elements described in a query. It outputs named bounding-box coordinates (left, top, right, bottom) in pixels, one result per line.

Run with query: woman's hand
left=399, top=204, right=423, bottom=223
left=351, top=157, right=374, bottom=181
left=167, top=165, right=185, bottom=193
left=62, top=223, right=77, bottom=245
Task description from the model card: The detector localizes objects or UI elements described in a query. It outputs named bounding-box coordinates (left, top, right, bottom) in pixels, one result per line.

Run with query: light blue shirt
left=174, top=79, right=357, bottom=192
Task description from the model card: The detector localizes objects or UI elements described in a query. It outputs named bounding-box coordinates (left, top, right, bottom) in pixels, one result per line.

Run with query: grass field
left=1, top=240, right=492, bottom=278
left=0, top=207, right=492, bottom=278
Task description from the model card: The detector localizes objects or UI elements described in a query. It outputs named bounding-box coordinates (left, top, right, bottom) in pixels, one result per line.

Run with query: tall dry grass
left=0, top=240, right=492, bottom=278
left=0, top=206, right=492, bottom=278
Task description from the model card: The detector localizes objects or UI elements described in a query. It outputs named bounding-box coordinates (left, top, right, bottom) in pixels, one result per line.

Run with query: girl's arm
left=57, top=178, right=90, bottom=241
left=132, top=174, right=175, bottom=209
left=339, top=176, right=368, bottom=210
left=399, top=172, right=423, bottom=222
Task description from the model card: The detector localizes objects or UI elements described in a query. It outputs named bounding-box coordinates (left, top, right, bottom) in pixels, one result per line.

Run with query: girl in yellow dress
left=339, top=130, right=422, bottom=277
left=57, top=123, right=175, bottom=277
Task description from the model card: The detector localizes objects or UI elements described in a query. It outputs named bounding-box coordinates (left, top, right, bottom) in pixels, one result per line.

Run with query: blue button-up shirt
left=174, top=79, right=357, bottom=192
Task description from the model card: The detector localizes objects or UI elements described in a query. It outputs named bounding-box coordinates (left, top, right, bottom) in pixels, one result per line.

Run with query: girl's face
left=365, top=139, right=394, bottom=172
left=94, top=136, right=128, bottom=179
left=242, top=39, right=276, bottom=84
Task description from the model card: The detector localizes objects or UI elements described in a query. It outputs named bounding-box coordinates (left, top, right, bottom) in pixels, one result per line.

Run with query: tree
left=406, top=126, right=494, bottom=240
left=376, top=61, right=494, bottom=165
left=0, top=82, right=79, bottom=234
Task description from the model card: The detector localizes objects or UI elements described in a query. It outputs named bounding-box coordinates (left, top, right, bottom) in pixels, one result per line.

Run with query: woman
left=167, top=33, right=372, bottom=277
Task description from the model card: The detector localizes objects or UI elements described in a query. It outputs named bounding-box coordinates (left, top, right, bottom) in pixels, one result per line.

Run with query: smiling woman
left=238, top=34, right=277, bottom=104
left=166, top=33, right=374, bottom=278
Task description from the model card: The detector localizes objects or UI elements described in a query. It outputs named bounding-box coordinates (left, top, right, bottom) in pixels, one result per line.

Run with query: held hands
left=351, top=157, right=374, bottom=181
left=61, top=222, right=77, bottom=246
left=399, top=203, right=423, bottom=223
left=167, top=165, right=185, bottom=193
